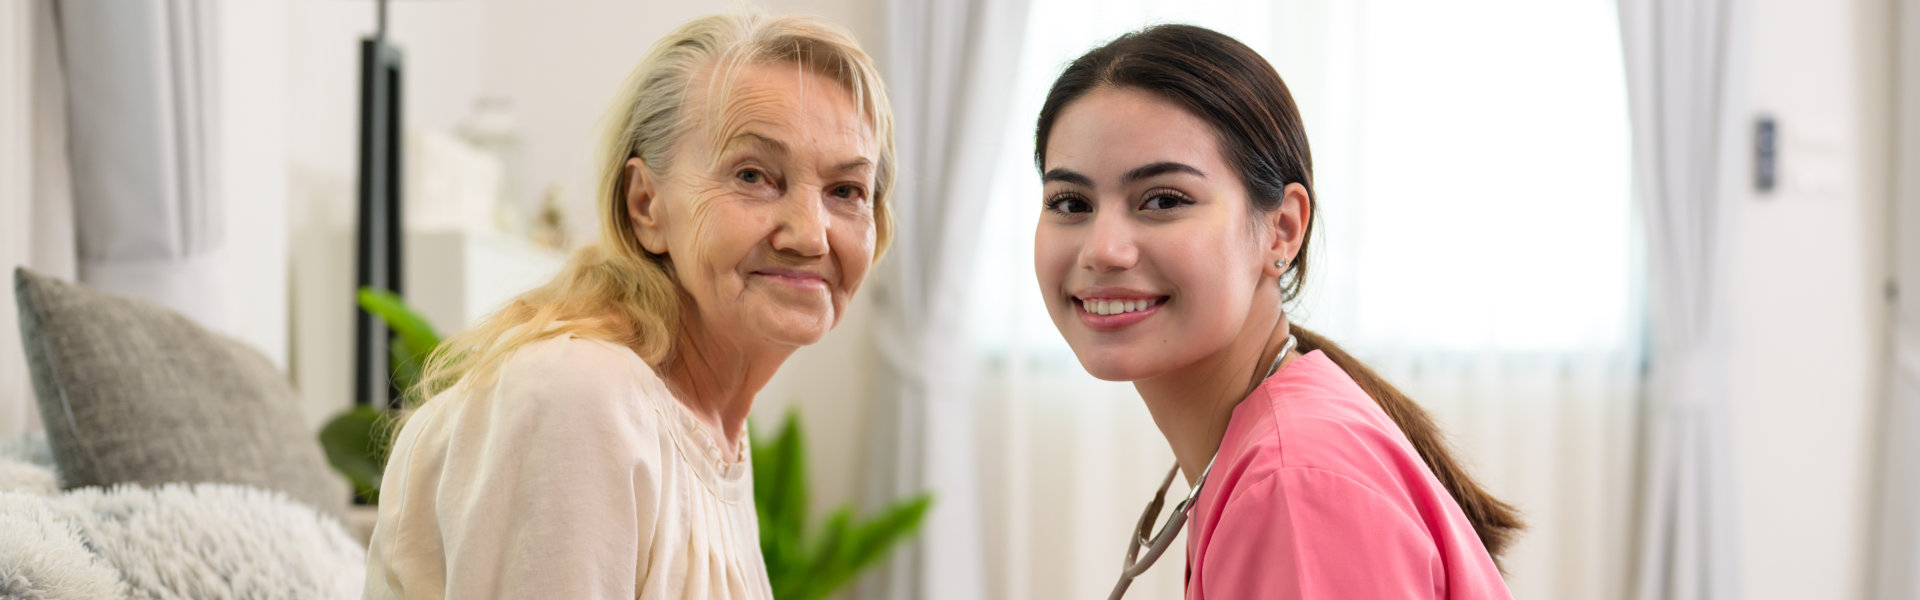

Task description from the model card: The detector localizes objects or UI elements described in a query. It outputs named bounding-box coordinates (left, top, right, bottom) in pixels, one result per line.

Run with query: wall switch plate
left=1755, top=115, right=1778, bottom=194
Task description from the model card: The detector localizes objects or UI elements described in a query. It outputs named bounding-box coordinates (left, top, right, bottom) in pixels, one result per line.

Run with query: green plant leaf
left=755, top=408, right=812, bottom=589
left=315, top=289, right=439, bottom=506
left=356, top=287, right=442, bottom=355
left=357, top=287, right=442, bottom=406
left=773, top=409, right=810, bottom=543
left=787, top=508, right=854, bottom=600
left=319, top=405, right=391, bottom=503
left=753, top=409, right=935, bottom=599
left=389, top=335, right=424, bottom=395
left=834, top=494, right=934, bottom=592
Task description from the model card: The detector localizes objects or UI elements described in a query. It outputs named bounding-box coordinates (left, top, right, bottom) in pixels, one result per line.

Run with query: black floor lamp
left=354, top=0, right=404, bottom=411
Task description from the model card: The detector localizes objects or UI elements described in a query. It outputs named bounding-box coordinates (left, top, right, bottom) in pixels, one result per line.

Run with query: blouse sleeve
left=432, top=339, right=661, bottom=599
left=1200, top=467, right=1443, bottom=599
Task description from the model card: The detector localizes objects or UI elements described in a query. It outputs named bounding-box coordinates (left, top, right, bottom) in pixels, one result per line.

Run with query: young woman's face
left=1035, top=86, right=1274, bottom=381
left=628, top=62, right=879, bottom=352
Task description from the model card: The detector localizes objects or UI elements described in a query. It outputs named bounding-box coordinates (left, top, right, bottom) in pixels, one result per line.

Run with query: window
left=966, top=0, right=1636, bottom=362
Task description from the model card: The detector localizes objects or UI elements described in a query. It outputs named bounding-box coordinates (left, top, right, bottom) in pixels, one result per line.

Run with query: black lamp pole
left=354, top=0, right=405, bottom=410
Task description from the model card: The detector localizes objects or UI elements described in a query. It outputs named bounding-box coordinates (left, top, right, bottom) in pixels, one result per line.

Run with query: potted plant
left=317, top=288, right=439, bottom=504
left=753, top=409, right=933, bottom=600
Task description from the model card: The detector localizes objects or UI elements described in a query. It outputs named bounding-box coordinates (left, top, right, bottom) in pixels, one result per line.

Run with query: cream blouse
left=363, top=334, right=771, bottom=599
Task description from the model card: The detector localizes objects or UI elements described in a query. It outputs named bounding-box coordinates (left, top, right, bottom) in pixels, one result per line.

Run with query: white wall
left=1727, top=0, right=1894, bottom=598
left=213, top=0, right=292, bottom=371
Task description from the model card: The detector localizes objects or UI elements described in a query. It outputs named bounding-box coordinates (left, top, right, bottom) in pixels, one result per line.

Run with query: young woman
left=363, top=13, right=894, bottom=599
left=1032, top=25, right=1521, bottom=599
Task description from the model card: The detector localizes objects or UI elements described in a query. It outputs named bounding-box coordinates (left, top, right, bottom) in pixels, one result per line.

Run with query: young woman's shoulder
left=1236, top=351, right=1431, bottom=500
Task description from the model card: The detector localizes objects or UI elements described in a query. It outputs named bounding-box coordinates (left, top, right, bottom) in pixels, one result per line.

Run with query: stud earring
left=1275, top=259, right=1287, bottom=270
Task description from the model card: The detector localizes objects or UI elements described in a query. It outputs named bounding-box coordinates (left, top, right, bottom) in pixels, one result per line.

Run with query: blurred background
left=0, top=0, right=1910, bottom=599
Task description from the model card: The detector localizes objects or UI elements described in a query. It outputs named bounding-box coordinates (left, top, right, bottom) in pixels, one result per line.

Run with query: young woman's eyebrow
left=1042, top=168, right=1093, bottom=187
left=1042, top=163, right=1205, bottom=188
left=1122, top=161, right=1205, bottom=184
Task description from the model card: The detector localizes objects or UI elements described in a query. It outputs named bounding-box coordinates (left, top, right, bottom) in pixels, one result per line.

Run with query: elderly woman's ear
left=625, top=156, right=670, bottom=255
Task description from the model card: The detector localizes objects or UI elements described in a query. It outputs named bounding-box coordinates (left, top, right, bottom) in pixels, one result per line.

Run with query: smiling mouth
left=754, top=269, right=828, bottom=286
left=1076, top=296, right=1168, bottom=316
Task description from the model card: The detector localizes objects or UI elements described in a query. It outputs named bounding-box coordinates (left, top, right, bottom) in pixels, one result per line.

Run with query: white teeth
left=1084, top=298, right=1157, bottom=316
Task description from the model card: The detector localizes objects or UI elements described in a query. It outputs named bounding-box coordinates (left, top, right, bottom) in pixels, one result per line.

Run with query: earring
left=1275, top=259, right=1287, bottom=270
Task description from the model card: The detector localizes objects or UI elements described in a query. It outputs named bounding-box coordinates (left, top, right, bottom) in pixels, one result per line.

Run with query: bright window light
left=966, top=0, right=1636, bottom=361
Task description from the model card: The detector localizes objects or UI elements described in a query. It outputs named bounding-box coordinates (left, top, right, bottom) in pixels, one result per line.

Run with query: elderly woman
left=362, top=13, right=894, bottom=600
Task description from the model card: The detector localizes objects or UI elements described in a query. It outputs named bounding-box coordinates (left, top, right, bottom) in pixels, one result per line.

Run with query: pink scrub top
left=1184, top=350, right=1512, bottom=599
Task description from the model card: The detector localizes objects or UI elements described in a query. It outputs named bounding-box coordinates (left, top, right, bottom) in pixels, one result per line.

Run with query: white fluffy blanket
left=0, top=433, right=367, bottom=599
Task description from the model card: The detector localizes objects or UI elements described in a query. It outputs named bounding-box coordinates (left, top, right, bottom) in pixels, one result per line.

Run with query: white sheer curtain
left=2, top=0, right=36, bottom=436
left=1615, top=0, right=1746, bottom=598
left=862, top=0, right=1033, bottom=598
left=960, top=1, right=1642, bottom=598
left=1288, top=3, right=1641, bottom=596
left=56, top=0, right=226, bottom=327
left=1871, top=0, right=1920, bottom=597
left=2, top=0, right=79, bottom=436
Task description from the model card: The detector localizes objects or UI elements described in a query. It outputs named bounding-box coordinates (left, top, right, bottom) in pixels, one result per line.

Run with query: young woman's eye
left=1140, top=192, right=1192, bottom=212
left=1045, top=194, right=1092, bottom=215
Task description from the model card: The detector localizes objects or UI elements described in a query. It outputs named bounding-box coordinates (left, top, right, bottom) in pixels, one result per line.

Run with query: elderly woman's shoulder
left=493, top=333, right=670, bottom=405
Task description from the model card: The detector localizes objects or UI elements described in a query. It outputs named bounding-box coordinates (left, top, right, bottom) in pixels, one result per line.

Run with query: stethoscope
left=1107, top=334, right=1297, bottom=600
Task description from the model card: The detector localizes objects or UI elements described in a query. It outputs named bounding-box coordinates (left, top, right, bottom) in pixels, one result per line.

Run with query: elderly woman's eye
left=830, top=184, right=867, bottom=202
left=736, top=169, right=767, bottom=185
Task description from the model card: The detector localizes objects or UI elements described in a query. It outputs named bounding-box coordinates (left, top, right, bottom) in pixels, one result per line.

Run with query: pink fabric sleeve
left=1200, top=467, right=1443, bottom=599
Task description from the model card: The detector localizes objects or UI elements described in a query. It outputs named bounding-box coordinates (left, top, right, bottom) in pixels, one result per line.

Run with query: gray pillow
left=13, top=267, right=348, bottom=520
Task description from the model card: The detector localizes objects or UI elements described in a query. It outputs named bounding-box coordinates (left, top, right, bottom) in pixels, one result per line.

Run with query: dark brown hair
left=1035, top=24, right=1523, bottom=559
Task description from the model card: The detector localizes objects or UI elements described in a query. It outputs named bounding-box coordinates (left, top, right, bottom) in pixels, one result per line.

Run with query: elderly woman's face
left=627, top=62, right=879, bottom=352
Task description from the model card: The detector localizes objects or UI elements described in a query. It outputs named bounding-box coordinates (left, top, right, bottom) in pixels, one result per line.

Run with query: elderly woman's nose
left=771, top=188, right=831, bottom=257
left=1080, top=211, right=1138, bottom=272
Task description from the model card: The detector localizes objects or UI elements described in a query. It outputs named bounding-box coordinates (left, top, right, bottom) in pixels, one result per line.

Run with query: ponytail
left=1292, top=326, right=1525, bottom=561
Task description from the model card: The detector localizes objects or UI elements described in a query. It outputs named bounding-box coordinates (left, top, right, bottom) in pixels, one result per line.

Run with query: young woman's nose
left=1079, top=210, right=1138, bottom=272
left=771, top=186, right=830, bottom=258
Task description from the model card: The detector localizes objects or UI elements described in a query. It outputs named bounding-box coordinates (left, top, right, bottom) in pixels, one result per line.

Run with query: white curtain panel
left=1871, top=0, right=1920, bottom=597
left=1615, top=0, right=1746, bottom=598
left=54, top=0, right=225, bottom=328
left=862, top=0, right=1033, bottom=598
left=1363, top=353, right=1640, bottom=600
left=1282, top=2, right=1644, bottom=597
left=2, top=1, right=34, bottom=436
left=2, top=0, right=80, bottom=436
left=968, top=361, right=1186, bottom=599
